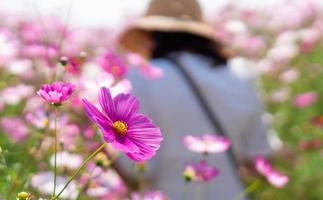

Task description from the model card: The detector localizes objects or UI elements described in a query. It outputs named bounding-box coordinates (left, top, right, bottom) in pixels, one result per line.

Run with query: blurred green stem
left=54, top=143, right=106, bottom=199
left=52, top=107, right=58, bottom=198
left=182, top=182, right=188, bottom=200
left=232, top=179, right=260, bottom=200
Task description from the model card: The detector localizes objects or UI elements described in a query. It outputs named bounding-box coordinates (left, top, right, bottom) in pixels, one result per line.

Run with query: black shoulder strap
left=168, top=55, right=239, bottom=167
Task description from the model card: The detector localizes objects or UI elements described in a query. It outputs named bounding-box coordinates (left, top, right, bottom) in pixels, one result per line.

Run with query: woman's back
left=124, top=52, right=271, bottom=199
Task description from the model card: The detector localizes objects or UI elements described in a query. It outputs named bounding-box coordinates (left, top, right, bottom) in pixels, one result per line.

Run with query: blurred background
left=1, top=0, right=323, bottom=199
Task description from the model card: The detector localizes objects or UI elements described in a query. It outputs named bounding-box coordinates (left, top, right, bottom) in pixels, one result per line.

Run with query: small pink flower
left=254, top=156, right=289, bottom=188
left=37, top=81, right=76, bottom=105
left=184, top=160, right=219, bottom=182
left=183, top=134, right=231, bottom=154
left=294, top=91, right=318, bottom=108
left=99, top=50, right=128, bottom=78
left=82, top=87, right=163, bottom=162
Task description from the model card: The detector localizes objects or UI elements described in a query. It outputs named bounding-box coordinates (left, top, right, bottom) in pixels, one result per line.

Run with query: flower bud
left=183, top=165, right=196, bottom=182
left=79, top=51, right=87, bottom=60
left=94, top=152, right=110, bottom=167
left=17, top=192, right=30, bottom=200
left=59, top=56, right=69, bottom=66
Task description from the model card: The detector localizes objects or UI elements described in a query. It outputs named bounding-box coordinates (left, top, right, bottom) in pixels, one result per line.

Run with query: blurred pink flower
left=50, top=151, right=83, bottom=170
left=1, top=117, right=28, bottom=142
left=280, top=69, right=300, bottom=83
left=99, top=50, right=128, bottom=78
left=294, top=91, right=318, bottom=107
left=271, top=88, right=290, bottom=103
left=37, top=81, right=76, bottom=105
left=266, top=170, right=289, bottom=189
left=25, top=107, right=49, bottom=129
left=254, top=156, right=289, bottom=188
left=0, top=28, right=18, bottom=65
left=184, top=160, right=219, bottom=182
left=84, top=166, right=127, bottom=199
left=58, top=123, right=80, bottom=150
left=77, top=63, right=132, bottom=104
left=20, top=21, right=44, bottom=43
left=6, top=59, right=33, bottom=78
left=298, top=28, right=321, bottom=52
left=127, top=53, right=163, bottom=79
left=0, top=84, right=34, bottom=105
left=183, top=134, right=231, bottom=154
left=82, top=87, right=163, bottom=162
left=31, top=171, right=78, bottom=199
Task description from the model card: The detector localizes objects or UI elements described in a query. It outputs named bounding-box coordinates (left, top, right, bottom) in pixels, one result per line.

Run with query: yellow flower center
left=113, top=120, right=128, bottom=135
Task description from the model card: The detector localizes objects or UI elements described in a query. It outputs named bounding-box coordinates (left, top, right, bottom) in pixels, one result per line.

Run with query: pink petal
left=82, top=99, right=112, bottom=124
left=182, top=136, right=205, bottom=153
left=266, top=170, right=289, bottom=188
left=98, top=87, right=117, bottom=120
left=254, top=156, right=273, bottom=176
left=113, top=93, right=139, bottom=120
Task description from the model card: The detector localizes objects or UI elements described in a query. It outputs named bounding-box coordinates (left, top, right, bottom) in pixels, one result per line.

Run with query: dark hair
left=151, top=31, right=227, bottom=66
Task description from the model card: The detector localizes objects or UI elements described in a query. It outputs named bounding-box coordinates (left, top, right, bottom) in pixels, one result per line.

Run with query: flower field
left=1, top=0, right=323, bottom=199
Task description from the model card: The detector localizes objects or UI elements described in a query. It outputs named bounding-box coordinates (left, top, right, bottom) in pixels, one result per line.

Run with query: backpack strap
left=167, top=55, right=239, bottom=168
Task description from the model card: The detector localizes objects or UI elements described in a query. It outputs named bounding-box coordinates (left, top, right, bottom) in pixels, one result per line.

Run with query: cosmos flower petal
left=37, top=81, right=75, bottom=104
left=93, top=117, right=115, bottom=142
left=126, top=143, right=155, bottom=162
left=113, top=93, right=139, bottom=120
left=182, top=136, right=205, bottom=153
left=266, top=170, right=289, bottom=188
left=203, top=135, right=231, bottom=153
left=111, top=136, right=140, bottom=153
left=82, top=99, right=112, bottom=124
left=98, top=87, right=116, bottom=120
left=254, top=156, right=273, bottom=176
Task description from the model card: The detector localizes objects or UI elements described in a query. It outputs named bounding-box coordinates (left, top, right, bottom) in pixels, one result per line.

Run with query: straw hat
left=119, top=0, right=215, bottom=58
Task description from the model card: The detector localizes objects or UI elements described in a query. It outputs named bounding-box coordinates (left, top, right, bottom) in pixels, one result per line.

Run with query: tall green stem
left=54, top=143, right=106, bottom=199
left=52, top=107, right=58, bottom=198
left=182, top=182, right=188, bottom=200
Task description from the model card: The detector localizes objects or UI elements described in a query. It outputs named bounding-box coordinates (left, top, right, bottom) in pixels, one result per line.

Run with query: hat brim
left=118, top=16, right=215, bottom=58
left=134, top=16, right=215, bottom=39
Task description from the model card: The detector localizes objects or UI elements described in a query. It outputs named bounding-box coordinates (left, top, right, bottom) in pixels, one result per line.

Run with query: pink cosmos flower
left=99, top=50, right=128, bottom=78
left=293, top=91, right=318, bottom=108
left=37, top=82, right=76, bottom=105
left=184, top=160, right=219, bottom=182
left=82, top=87, right=162, bottom=162
left=254, top=156, right=289, bottom=188
left=182, top=134, right=231, bottom=154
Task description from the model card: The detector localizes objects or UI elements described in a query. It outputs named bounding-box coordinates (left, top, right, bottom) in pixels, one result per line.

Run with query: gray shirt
left=122, top=52, right=271, bottom=200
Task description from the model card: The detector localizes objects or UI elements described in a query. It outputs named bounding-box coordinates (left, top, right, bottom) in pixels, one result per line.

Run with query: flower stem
left=195, top=184, right=201, bottom=200
left=54, top=143, right=106, bottom=199
left=232, top=179, right=260, bottom=200
left=182, top=182, right=188, bottom=200
left=52, top=107, right=58, bottom=198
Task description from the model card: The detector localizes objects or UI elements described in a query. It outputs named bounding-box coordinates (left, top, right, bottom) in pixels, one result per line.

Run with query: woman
left=116, top=0, right=272, bottom=199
